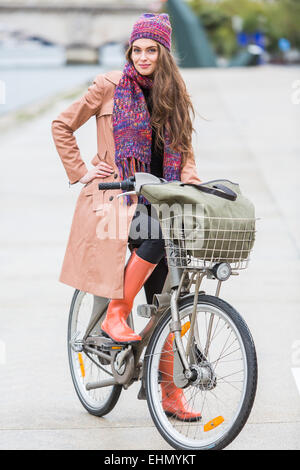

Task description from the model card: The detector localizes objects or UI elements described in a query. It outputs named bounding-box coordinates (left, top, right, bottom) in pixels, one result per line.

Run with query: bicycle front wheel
left=68, top=290, right=122, bottom=417
left=144, top=294, right=257, bottom=450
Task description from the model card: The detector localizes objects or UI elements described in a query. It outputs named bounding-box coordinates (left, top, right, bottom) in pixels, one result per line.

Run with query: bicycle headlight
left=213, top=262, right=232, bottom=281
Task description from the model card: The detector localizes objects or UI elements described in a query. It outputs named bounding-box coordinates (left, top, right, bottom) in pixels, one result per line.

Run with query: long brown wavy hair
left=126, top=42, right=195, bottom=166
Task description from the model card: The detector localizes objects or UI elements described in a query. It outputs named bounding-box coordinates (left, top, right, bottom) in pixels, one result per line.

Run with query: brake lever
left=116, top=191, right=137, bottom=199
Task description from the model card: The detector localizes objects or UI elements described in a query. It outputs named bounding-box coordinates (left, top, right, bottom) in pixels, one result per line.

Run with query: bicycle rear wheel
left=67, top=290, right=122, bottom=417
left=144, top=294, right=257, bottom=450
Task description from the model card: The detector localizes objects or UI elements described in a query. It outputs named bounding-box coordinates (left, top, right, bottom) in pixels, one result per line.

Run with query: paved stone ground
left=0, top=65, right=299, bottom=450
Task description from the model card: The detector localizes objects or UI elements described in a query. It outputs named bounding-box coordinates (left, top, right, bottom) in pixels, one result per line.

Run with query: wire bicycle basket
left=160, top=215, right=257, bottom=271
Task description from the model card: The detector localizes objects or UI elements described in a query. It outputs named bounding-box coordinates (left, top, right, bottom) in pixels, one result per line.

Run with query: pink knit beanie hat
left=129, top=13, right=172, bottom=52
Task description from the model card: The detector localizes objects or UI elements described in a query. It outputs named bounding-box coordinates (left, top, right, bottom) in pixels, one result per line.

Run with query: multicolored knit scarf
left=112, top=61, right=182, bottom=206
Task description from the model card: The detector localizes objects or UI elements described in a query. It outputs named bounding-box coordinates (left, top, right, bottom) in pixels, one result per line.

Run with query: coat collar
left=104, top=70, right=123, bottom=86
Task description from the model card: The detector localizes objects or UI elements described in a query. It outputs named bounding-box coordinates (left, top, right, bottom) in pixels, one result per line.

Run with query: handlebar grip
left=98, top=176, right=135, bottom=192
left=98, top=182, right=121, bottom=190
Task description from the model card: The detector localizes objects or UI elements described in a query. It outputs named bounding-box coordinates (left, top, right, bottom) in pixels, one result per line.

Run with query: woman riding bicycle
left=52, top=13, right=202, bottom=421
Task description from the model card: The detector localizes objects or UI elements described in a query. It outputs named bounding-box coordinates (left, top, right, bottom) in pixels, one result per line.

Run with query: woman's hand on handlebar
left=79, top=162, right=115, bottom=184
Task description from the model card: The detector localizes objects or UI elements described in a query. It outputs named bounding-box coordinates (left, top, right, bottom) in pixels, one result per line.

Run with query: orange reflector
left=78, top=353, right=85, bottom=378
left=112, top=346, right=123, bottom=350
left=181, top=321, right=191, bottom=337
left=204, top=416, right=224, bottom=432
left=171, top=321, right=191, bottom=342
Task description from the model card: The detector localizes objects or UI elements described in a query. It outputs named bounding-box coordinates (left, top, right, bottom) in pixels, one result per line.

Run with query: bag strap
left=198, top=178, right=239, bottom=186
left=179, top=181, right=237, bottom=201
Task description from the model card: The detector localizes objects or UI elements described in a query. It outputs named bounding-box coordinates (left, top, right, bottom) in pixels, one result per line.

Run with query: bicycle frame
left=79, top=171, right=231, bottom=389
left=80, top=247, right=225, bottom=390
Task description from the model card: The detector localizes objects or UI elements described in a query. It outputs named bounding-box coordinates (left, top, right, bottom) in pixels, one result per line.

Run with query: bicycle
left=67, top=172, right=258, bottom=450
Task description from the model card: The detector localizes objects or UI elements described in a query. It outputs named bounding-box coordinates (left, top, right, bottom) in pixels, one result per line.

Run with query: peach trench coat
left=51, top=70, right=201, bottom=299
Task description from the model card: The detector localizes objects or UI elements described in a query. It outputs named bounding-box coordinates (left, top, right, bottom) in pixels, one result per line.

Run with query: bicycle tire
left=67, top=289, right=122, bottom=417
left=144, top=294, right=257, bottom=450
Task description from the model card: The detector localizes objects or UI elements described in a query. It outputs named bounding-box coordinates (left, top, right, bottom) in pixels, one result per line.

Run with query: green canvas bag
left=141, top=179, right=256, bottom=262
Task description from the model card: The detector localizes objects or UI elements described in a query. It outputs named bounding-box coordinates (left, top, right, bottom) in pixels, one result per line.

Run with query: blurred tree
left=265, top=0, right=300, bottom=52
left=187, top=0, right=300, bottom=58
left=188, top=0, right=236, bottom=57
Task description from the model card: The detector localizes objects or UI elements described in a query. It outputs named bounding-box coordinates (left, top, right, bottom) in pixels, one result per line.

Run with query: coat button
left=114, top=173, right=118, bottom=179
left=109, top=195, right=114, bottom=201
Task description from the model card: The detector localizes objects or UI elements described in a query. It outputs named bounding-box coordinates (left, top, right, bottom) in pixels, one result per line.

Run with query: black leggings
left=128, top=204, right=165, bottom=264
left=128, top=204, right=168, bottom=304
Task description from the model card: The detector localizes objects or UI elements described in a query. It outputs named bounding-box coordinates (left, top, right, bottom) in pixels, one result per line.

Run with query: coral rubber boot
left=101, top=250, right=157, bottom=344
left=159, top=333, right=202, bottom=421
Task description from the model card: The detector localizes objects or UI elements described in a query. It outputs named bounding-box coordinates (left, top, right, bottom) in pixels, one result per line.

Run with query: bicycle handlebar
left=98, top=176, right=135, bottom=192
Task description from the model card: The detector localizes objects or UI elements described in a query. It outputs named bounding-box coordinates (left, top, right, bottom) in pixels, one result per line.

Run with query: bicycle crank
left=111, top=345, right=135, bottom=386
left=84, top=335, right=124, bottom=366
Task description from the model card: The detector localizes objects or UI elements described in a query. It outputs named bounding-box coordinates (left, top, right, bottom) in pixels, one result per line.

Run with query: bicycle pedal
left=101, top=340, right=125, bottom=352
left=137, top=303, right=157, bottom=318
left=86, top=335, right=124, bottom=352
